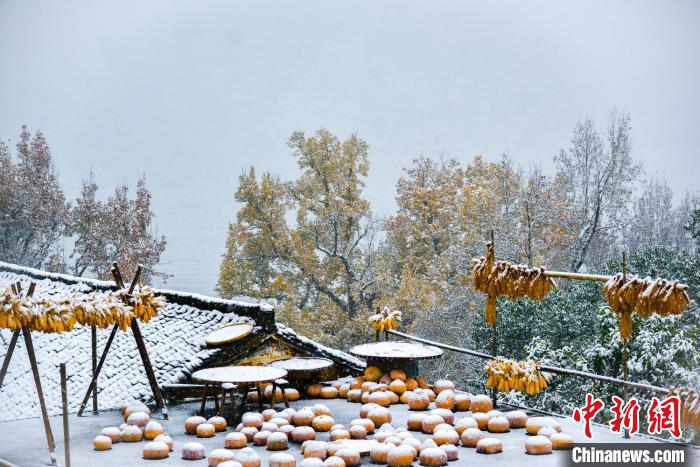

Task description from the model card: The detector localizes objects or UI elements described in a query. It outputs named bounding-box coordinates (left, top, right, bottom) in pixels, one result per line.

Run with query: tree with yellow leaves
left=218, top=129, right=381, bottom=343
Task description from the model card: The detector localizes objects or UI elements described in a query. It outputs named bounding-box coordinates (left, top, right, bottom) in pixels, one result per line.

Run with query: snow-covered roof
left=0, top=262, right=362, bottom=421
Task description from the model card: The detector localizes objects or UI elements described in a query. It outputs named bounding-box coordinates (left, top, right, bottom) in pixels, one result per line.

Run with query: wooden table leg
left=199, top=384, right=209, bottom=416
left=238, top=385, right=249, bottom=415
left=23, top=327, right=57, bottom=466
left=256, top=384, right=264, bottom=412
left=270, top=382, right=278, bottom=411
left=0, top=329, right=20, bottom=390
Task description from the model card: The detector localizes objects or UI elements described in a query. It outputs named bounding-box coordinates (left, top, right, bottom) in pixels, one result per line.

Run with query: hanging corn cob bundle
left=667, top=386, right=700, bottom=431
left=129, top=286, right=166, bottom=323
left=472, top=242, right=558, bottom=325
left=484, top=356, right=549, bottom=395
left=0, top=289, right=33, bottom=330
left=603, top=274, right=691, bottom=341
left=369, top=306, right=402, bottom=332
left=0, top=286, right=165, bottom=334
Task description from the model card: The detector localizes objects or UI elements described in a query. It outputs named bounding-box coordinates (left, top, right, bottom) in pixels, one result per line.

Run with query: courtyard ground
left=0, top=398, right=695, bottom=467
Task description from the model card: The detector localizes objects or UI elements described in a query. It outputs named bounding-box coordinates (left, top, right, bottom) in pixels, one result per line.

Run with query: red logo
left=647, top=396, right=681, bottom=438
left=572, top=393, right=605, bottom=439
left=609, top=396, right=640, bottom=435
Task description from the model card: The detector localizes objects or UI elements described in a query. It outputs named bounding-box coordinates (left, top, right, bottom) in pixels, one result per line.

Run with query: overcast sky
left=1, top=0, right=699, bottom=294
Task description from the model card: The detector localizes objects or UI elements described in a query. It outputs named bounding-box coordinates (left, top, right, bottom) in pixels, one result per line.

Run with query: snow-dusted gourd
left=389, top=379, right=407, bottom=395
left=336, top=447, right=361, bottom=467
left=434, top=390, right=455, bottom=411
left=292, top=426, right=316, bottom=443
left=266, top=431, right=289, bottom=451
left=370, top=442, right=391, bottom=464
left=209, top=415, right=228, bottom=432
left=301, top=440, right=327, bottom=459
left=364, top=366, right=382, bottom=382
left=432, top=429, right=459, bottom=446
left=389, top=369, right=407, bottom=381
left=368, top=391, right=391, bottom=407
left=405, top=378, right=418, bottom=391
left=486, top=409, right=503, bottom=419
left=100, top=427, right=121, bottom=443
left=234, top=447, right=261, bottom=467
left=349, top=425, right=367, bottom=439
left=246, top=391, right=259, bottom=403
left=430, top=408, right=454, bottom=425
left=432, top=380, right=455, bottom=394
left=262, top=409, right=277, bottom=421
left=469, top=395, right=493, bottom=414
left=312, top=415, right=335, bottom=432
left=275, top=411, right=293, bottom=423
left=300, top=459, right=323, bottom=467
left=407, top=413, right=425, bottom=431
left=265, top=385, right=284, bottom=402
left=525, top=416, right=562, bottom=436
left=127, top=411, right=150, bottom=427
left=196, top=423, right=216, bottom=438
left=487, top=416, right=510, bottom=433
left=538, top=426, right=556, bottom=438
left=386, top=391, right=400, bottom=405
left=269, top=452, right=296, bottom=467
left=367, top=407, right=392, bottom=426
left=262, top=422, right=278, bottom=432
left=525, top=435, right=553, bottom=455
left=293, top=409, right=316, bottom=427
left=285, top=388, right=301, bottom=402
left=360, top=403, right=381, bottom=418
left=307, top=384, right=323, bottom=398
left=407, top=392, right=430, bottom=411
left=143, top=441, right=169, bottom=459
left=387, top=445, right=415, bottom=466
left=361, top=392, right=370, bottom=404
left=143, top=420, right=165, bottom=440
left=278, top=424, right=295, bottom=440
left=253, top=430, right=271, bottom=446
left=551, top=433, right=574, bottom=450
left=419, top=447, right=447, bottom=466
left=432, top=423, right=452, bottom=434
left=242, top=412, right=264, bottom=429
left=472, top=413, right=489, bottom=430
left=185, top=415, right=208, bottom=434
left=225, top=432, right=248, bottom=449
left=182, top=442, right=206, bottom=460
left=208, top=448, right=236, bottom=466
left=320, top=387, right=339, bottom=399
left=454, top=394, right=471, bottom=411
left=505, top=410, right=528, bottom=428
left=399, top=390, right=414, bottom=404
left=350, top=418, right=375, bottom=433
left=421, top=415, right=444, bottom=434
left=326, top=428, right=347, bottom=441
left=439, top=444, right=458, bottom=462
left=93, top=435, right=112, bottom=451
left=330, top=424, right=345, bottom=432
left=323, top=456, right=345, bottom=467
left=346, top=389, right=362, bottom=402
left=401, top=437, right=421, bottom=455
left=460, top=428, right=484, bottom=448
left=385, top=435, right=402, bottom=446
left=475, top=437, right=502, bottom=454
left=311, top=404, right=332, bottom=417
left=123, top=401, right=151, bottom=421
left=270, top=417, right=291, bottom=428
left=219, top=462, right=244, bottom=467
left=121, top=425, right=143, bottom=443
left=240, top=426, right=259, bottom=442
left=154, top=434, right=174, bottom=451
left=379, top=374, right=393, bottom=385
left=454, top=417, right=478, bottom=435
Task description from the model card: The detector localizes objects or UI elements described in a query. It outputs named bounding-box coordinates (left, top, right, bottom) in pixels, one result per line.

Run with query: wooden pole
left=23, top=326, right=57, bottom=466
left=622, top=251, right=630, bottom=439
left=543, top=270, right=611, bottom=282
left=91, top=325, right=98, bottom=414
left=77, top=325, right=118, bottom=417
left=60, top=363, right=70, bottom=467
left=0, top=329, right=20, bottom=390
left=489, top=230, right=498, bottom=409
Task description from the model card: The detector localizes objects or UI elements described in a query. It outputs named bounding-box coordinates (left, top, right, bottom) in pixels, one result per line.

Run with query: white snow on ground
left=0, top=268, right=260, bottom=422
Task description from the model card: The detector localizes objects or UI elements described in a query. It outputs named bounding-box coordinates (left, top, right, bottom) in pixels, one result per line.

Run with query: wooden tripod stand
left=77, top=263, right=168, bottom=419
left=0, top=281, right=57, bottom=466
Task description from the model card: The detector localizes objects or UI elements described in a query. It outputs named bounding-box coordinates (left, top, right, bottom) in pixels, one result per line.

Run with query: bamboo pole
left=91, top=325, right=98, bottom=414
left=388, top=330, right=669, bottom=394
left=543, top=270, right=611, bottom=282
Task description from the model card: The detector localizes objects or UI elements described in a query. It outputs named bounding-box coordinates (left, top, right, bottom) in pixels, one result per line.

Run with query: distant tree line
left=0, top=125, right=167, bottom=284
